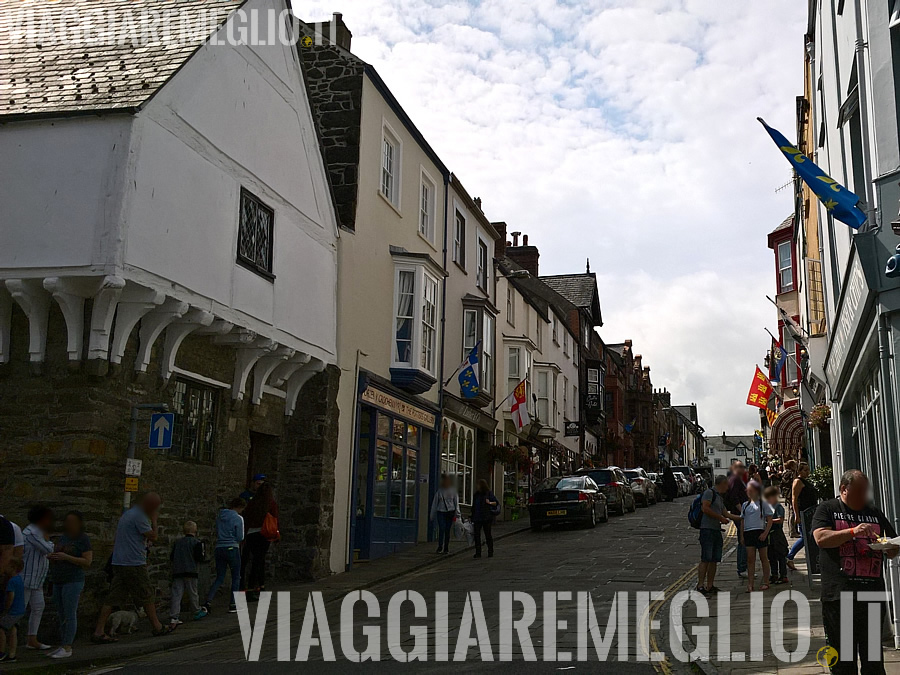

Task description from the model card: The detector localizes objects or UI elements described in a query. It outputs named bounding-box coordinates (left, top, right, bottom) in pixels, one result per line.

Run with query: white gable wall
left=126, top=0, right=337, bottom=359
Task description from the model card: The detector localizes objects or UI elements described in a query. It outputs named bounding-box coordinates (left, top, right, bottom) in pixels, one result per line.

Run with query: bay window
left=391, top=254, right=443, bottom=386
left=777, top=241, right=793, bottom=292
left=507, top=344, right=531, bottom=410
left=536, top=370, right=550, bottom=423
left=462, top=306, right=496, bottom=396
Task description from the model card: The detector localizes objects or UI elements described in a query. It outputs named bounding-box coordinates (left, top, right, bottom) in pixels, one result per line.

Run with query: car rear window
left=584, top=470, right=613, bottom=484
left=624, top=471, right=640, bottom=479
left=555, top=477, right=584, bottom=490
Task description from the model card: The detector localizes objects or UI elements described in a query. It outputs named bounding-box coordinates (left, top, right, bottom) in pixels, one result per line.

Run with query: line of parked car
left=527, top=464, right=707, bottom=531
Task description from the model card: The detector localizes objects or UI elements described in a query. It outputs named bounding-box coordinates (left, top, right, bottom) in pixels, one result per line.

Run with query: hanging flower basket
left=808, top=404, right=831, bottom=429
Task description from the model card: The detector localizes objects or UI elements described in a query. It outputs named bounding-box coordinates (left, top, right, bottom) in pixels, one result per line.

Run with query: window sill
left=417, top=230, right=438, bottom=252
left=378, top=189, right=403, bottom=217
left=236, top=258, right=276, bottom=282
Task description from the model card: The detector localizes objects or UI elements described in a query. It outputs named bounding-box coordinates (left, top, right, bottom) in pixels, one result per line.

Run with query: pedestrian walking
left=812, top=470, right=899, bottom=674
left=780, top=460, right=797, bottom=532
left=198, top=497, right=246, bottom=617
left=696, top=475, right=741, bottom=595
left=725, top=460, right=749, bottom=577
left=22, top=505, right=54, bottom=650
left=662, top=466, right=678, bottom=502
left=786, top=462, right=819, bottom=570
left=47, top=511, right=92, bottom=659
left=430, top=474, right=460, bottom=554
left=763, top=486, right=789, bottom=584
left=169, top=521, right=206, bottom=626
left=0, top=559, right=25, bottom=662
left=470, top=480, right=499, bottom=559
left=92, top=492, right=173, bottom=643
left=241, top=483, right=279, bottom=601
left=739, top=480, right=774, bottom=592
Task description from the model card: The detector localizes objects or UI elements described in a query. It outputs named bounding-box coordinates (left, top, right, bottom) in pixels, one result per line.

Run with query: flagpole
left=492, top=378, right=525, bottom=414
left=763, top=328, right=816, bottom=402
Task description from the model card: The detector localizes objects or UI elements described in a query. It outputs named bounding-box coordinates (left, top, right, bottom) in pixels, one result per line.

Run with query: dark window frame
left=168, top=378, right=219, bottom=464
left=237, top=188, right=276, bottom=281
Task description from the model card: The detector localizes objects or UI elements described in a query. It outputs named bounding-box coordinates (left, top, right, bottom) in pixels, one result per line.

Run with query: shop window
left=442, top=421, right=474, bottom=505
left=373, top=412, right=420, bottom=519
left=170, top=378, right=218, bottom=463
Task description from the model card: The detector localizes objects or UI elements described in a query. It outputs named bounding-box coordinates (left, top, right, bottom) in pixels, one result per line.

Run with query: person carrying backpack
left=695, top=475, right=741, bottom=595
left=470, top=480, right=499, bottom=559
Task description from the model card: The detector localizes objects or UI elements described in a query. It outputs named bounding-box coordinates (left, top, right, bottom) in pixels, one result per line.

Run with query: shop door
left=354, top=410, right=421, bottom=560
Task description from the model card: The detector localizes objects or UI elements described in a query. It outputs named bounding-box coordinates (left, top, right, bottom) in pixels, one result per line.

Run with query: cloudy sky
left=305, top=0, right=807, bottom=434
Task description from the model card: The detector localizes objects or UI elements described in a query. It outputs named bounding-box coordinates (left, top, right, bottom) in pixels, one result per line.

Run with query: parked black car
left=575, top=466, right=636, bottom=515
left=528, top=475, right=608, bottom=531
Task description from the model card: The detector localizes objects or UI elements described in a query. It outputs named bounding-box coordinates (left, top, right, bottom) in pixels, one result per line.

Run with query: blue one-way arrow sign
left=149, top=412, right=174, bottom=450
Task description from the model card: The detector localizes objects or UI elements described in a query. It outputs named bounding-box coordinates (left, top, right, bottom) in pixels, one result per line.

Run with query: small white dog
left=106, top=607, right=146, bottom=636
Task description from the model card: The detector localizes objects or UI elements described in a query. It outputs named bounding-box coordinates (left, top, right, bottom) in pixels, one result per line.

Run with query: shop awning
left=770, top=406, right=805, bottom=457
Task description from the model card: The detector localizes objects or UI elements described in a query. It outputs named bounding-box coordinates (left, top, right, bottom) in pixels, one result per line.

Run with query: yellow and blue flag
left=758, top=118, right=867, bottom=230
left=458, top=342, right=481, bottom=399
left=773, top=342, right=788, bottom=381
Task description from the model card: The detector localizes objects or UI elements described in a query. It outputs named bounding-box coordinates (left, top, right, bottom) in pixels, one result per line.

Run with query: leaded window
left=237, top=188, right=274, bottom=277
left=169, top=378, right=218, bottom=463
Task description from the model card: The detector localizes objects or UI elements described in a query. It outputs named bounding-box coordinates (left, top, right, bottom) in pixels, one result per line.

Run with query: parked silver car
left=624, top=468, right=656, bottom=506
left=672, top=471, right=690, bottom=497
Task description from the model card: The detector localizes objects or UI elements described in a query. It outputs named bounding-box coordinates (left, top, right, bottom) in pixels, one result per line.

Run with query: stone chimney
left=506, top=233, right=540, bottom=277
left=474, top=197, right=482, bottom=210
left=722, top=431, right=726, bottom=442
left=492, top=221, right=508, bottom=259
left=318, top=12, right=352, bottom=50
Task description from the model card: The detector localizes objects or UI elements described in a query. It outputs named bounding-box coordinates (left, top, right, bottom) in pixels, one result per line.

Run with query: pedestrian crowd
left=692, top=458, right=898, bottom=674
left=0, top=472, right=280, bottom=662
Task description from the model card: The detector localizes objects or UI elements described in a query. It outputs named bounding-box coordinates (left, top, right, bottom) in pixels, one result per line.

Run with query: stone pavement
left=1, top=516, right=531, bottom=675
left=676, top=518, right=900, bottom=674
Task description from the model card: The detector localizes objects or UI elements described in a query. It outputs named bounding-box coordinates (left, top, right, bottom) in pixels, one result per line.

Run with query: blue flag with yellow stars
left=458, top=342, right=481, bottom=399
left=758, top=118, right=867, bottom=229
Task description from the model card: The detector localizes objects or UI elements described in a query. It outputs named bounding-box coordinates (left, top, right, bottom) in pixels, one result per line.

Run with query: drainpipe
left=432, top=171, right=450, bottom=543
left=852, top=0, right=878, bottom=232
left=877, top=308, right=900, bottom=648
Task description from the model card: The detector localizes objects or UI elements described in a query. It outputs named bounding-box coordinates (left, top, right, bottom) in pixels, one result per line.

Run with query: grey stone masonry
left=0, top=300, right=340, bottom=641
left=298, top=32, right=364, bottom=232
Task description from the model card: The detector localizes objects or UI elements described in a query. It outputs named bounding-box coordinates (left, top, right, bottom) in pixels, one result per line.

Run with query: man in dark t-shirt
left=812, top=470, right=898, bottom=674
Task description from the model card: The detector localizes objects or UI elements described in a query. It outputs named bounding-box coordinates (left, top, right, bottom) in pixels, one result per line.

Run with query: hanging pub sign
left=564, top=421, right=581, bottom=437
left=584, top=361, right=603, bottom=414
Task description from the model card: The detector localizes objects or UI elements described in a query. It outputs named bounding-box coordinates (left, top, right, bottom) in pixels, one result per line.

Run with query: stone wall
left=0, top=302, right=340, bottom=639
left=298, top=35, right=364, bottom=232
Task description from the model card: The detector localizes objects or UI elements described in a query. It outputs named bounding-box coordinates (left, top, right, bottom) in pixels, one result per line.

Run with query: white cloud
left=303, top=0, right=805, bottom=433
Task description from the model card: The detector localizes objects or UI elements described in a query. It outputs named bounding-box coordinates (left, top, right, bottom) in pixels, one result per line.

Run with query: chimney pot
left=523, top=234, right=529, bottom=246
left=474, top=197, right=482, bottom=209
left=511, top=231, right=521, bottom=247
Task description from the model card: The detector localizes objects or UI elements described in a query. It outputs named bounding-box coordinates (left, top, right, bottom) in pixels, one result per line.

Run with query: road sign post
left=124, top=403, right=169, bottom=510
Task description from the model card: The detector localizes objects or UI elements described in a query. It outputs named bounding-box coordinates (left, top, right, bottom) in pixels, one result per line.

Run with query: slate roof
left=770, top=214, right=794, bottom=235
left=540, top=274, right=597, bottom=309
left=0, top=0, right=241, bottom=119
left=706, top=434, right=756, bottom=455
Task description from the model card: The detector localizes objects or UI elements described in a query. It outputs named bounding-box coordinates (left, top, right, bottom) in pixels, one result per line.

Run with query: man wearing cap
left=240, top=475, right=266, bottom=502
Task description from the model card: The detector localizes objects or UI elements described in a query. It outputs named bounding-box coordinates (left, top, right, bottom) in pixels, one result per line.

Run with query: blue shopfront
left=350, top=376, right=439, bottom=562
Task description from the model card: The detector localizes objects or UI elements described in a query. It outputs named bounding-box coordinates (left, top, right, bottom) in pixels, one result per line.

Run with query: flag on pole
left=624, top=418, right=636, bottom=433
left=457, top=342, right=481, bottom=399
left=772, top=341, right=788, bottom=381
left=746, top=366, right=773, bottom=410
left=758, top=118, right=867, bottom=229
left=510, top=379, right=530, bottom=431
left=766, top=409, right=778, bottom=427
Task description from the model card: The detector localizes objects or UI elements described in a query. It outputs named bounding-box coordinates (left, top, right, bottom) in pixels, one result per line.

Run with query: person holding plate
left=812, top=470, right=899, bottom=674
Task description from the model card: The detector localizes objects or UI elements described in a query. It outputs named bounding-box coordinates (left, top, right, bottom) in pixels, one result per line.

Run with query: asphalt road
left=84, top=496, right=702, bottom=673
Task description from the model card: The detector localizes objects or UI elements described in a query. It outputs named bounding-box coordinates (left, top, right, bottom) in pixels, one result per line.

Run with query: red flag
left=511, top=379, right=530, bottom=430
left=746, top=367, right=772, bottom=410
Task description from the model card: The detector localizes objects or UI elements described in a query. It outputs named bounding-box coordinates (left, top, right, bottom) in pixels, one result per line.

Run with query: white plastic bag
left=459, top=519, right=475, bottom=546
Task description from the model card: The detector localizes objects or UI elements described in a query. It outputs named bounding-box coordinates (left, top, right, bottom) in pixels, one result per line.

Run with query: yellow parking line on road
left=645, top=523, right=738, bottom=674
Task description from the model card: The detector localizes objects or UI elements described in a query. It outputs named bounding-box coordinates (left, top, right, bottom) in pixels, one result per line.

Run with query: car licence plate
left=546, top=509, right=566, bottom=516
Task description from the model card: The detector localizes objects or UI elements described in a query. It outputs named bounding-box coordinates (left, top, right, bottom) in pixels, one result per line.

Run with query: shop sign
left=825, top=254, right=871, bottom=386
left=564, top=421, right=581, bottom=437
left=443, top=395, right=497, bottom=432
left=360, top=387, right=436, bottom=428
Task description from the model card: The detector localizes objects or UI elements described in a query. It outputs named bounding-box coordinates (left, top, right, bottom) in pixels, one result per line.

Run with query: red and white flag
left=510, top=379, right=530, bottom=431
